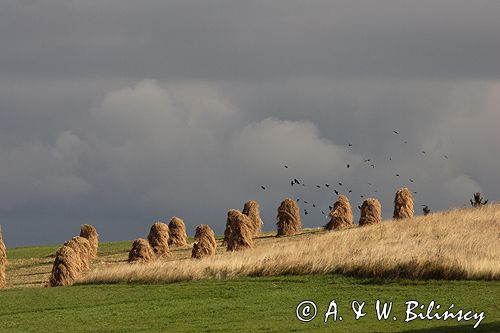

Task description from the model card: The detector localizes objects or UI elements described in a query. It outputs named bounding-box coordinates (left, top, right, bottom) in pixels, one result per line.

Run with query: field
left=1, top=205, right=499, bottom=332
left=0, top=275, right=499, bottom=332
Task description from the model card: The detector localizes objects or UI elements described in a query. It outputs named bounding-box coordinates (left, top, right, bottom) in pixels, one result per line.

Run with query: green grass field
left=2, top=234, right=499, bottom=333
left=0, top=274, right=499, bottom=332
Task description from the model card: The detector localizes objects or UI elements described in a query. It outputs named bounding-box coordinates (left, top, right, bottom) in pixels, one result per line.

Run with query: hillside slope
left=79, top=204, right=500, bottom=285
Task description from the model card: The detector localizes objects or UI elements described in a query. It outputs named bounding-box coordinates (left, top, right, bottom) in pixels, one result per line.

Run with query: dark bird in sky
left=304, top=201, right=308, bottom=204
left=348, top=143, right=353, bottom=147
left=325, top=184, right=330, bottom=188
left=358, top=206, right=361, bottom=210
left=347, top=164, right=350, bottom=168
left=261, top=186, right=266, bottom=190
left=444, top=155, right=448, bottom=159
left=409, top=179, right=414, bottom=183
left=329, top=205, right=333, bottom=210
left=368, top=182, right=373, bottom=186
left=291, top=180, right=294, bottom=186
left=413, top=191, right=418, bottom=194
left=421, top=151, right=426, bottom=155
left=312, top=204, right=316, bottom=208
left=322, top=211, right=325, bottom=215
left=393, top=131, right=399, bottom=135
left=364, top=159, right=371, bottom=162
left=334, top=190, right=339, bottom=195
left=316, top=185, right=321, bottom=188
left=389, top=157, right=392, bottom=161
left=348, top=190, right=352, bottom=193
left=284, top=165, right=288, bottom=168
left=296, top=198, right=300, bottom=202
left=360, top=195, right=364, bottom=198
left=294, top=178, right=300, bottom=184
left=304, top=209, right=308, bottom=215
left=338, top=182, right=343, bottom=186
left=396, top=174, right=400, bottom=177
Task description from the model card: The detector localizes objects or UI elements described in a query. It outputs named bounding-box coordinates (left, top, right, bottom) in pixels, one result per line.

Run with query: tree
left=470, top=192, right=488, bottom=207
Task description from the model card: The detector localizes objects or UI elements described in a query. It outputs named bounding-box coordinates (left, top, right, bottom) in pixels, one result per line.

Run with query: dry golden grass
left=78, top=204, right=500, bottom=284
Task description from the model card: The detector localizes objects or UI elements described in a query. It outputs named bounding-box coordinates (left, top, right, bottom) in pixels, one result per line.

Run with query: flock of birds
left=260, top=130, right=450, bottom=218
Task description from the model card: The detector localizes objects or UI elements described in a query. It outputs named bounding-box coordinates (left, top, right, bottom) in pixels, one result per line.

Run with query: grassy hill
left=1, top=205, right=499, bottom=332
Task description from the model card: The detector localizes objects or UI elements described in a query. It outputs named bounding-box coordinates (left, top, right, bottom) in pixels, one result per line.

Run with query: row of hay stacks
left=128, top=217, right=189, bottom=263
left=325, top=187, right=415, bottom=229
left=1, top=187, right=417, bottom=288
left=0, top=226, right=7, bottom=289
left=128, top=201, right=264, bottom=264
left=80, top=203, right=500, bottom=285
left=127, top=189, right=415, bottom=265
left=48, top=224, right=99, bottom=287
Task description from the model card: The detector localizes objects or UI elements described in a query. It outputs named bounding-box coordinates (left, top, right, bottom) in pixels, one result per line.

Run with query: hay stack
left=324, top=195, right=353, bottom=230
left=393, top=187, right=414, bottom=220
left=147, top=222, right=171, bottom=257
left=276, top=198, right=301, bottom=237
left=242, top=200, right=263, bottom=236
left=168, top=217, right=187, bottom=248
left=222, top=217, right=232, bottom=246
left=0, top=226, right=7, bottom=289
left=79, top=224, right=99, bottom=258
left=226, top=209, right=254, bottom=251
left=128, top=238, right=155, bottom=264
left=191, top=224, right=217, bottom=259
left=63, top=236, right=92, bottom=271
left=49, top=245, right=83, bottom=287
left=358, top=198, right=382, bottom=226
left=0, top=263, right=4, bottom=289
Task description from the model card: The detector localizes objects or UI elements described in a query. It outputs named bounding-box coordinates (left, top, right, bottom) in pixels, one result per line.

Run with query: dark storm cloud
left=1, top=0, right=500, bottom=80
left=0, top=1, right=499, bottom=246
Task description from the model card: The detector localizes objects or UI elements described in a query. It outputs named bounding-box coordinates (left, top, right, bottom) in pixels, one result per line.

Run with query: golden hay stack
left=49, top=245, right=83, bottom=287
left=79, top=224, right=99, bottom=258
left=393, top=187, right=414, bottom=220
left=324, top=195, right=353, bottom=230
left=276, top=198, right=301, bottom=237
left=359, top=198, right=382, bottom=226
left=63, top=236, right=92, bottom=271
left=0, top=264, right=4, bottom=289
left=242, top=200, right=263, bottom=236
left=226, top=209, right=254, bottom=251
left=0, top=226, right=6, bottom=288
left=191, top=224, right=217, bottom=259
left=128, top=238, right=155, bottom=264
left=147, top=222, right=171, bottom=257
left=168, top=216, right=188, bottom=248
left=222, top=214, right=232, bottom=246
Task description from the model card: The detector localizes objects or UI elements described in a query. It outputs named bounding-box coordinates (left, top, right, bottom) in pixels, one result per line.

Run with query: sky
left=1, top=0, right=499, bottom=247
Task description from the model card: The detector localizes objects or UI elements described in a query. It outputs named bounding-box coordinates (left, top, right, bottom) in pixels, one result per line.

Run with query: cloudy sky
left=1, top=0, right=499, bottom=247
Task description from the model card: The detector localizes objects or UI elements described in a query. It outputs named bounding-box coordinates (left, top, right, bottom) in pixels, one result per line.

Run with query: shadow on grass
left=392, top=321, right=500, bottom=333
